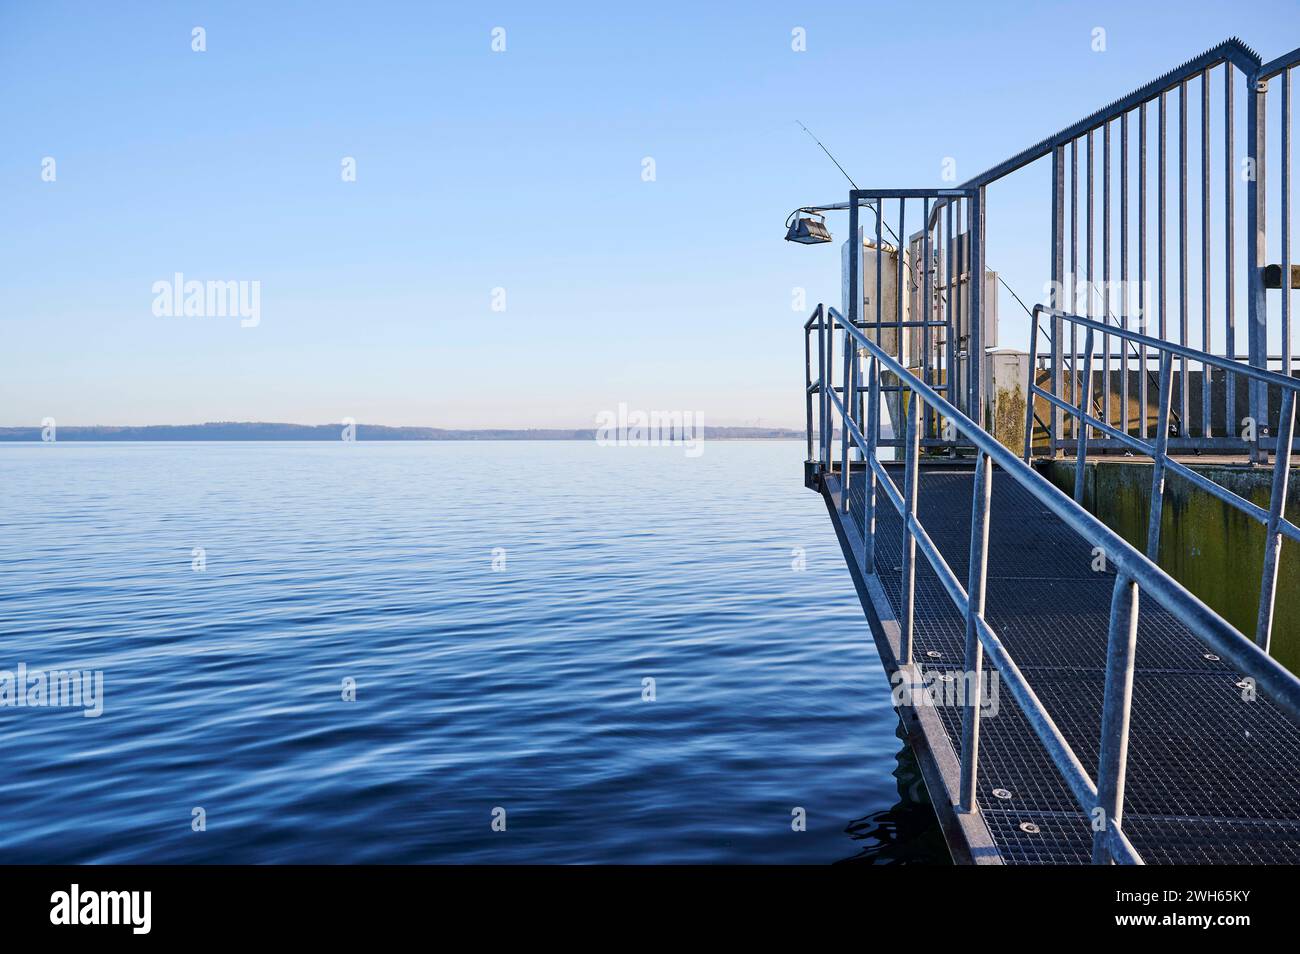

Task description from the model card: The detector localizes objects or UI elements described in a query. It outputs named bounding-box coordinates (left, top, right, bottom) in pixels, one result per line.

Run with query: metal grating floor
left=840, top=463, right=1300, bottom=865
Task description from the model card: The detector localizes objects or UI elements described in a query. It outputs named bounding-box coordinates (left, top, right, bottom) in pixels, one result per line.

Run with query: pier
left=795, top=37, right=1300, bottom=864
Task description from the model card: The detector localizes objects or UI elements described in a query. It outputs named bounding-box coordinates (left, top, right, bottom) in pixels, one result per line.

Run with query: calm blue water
left=0, top=441, right=944, bottom=863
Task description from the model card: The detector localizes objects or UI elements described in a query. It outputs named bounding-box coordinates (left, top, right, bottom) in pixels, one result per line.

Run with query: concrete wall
left=987, top=350, right=1028, bottom=454
left=1040, top=459, right=1300, bottom=676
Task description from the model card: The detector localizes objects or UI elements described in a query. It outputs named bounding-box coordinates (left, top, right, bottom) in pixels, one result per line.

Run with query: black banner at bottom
left=0, top=863, right=1286, bottom=940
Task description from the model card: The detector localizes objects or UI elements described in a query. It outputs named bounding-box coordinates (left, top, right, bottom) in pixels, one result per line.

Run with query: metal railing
left=810, top=39, right=1298, bottom=463
left=1026, top=304, right=1299, bottom=654
left=806, top=302, right=1300, bottom=865
left=841, top=188, right=981, bottom=439
left=1000, top=38, right=1299, bottom=462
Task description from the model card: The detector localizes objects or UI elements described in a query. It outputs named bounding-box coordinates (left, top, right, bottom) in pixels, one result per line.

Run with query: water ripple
left=0, top=441, right=943, bottom=863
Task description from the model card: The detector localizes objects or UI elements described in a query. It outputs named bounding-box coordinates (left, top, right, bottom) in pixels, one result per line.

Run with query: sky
left=1, top=0, right=1295, bottom=429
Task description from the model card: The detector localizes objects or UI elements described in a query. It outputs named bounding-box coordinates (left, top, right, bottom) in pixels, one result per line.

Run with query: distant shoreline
left=0, top=423, right=805, bottom=442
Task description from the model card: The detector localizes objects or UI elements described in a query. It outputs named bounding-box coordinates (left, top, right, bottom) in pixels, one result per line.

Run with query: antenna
left=794, top=120, right=901, bottom=247
left=796, top=121, right=859, bottom=192
left=790, top=121, right=1064, bottom=391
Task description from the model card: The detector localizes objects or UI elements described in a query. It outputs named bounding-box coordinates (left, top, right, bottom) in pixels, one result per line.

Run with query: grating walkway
left=839, top=462, right=1300, bottom=865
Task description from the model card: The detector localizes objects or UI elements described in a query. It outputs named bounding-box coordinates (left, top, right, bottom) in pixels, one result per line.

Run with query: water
left=0, top=441, right=945, bottom=864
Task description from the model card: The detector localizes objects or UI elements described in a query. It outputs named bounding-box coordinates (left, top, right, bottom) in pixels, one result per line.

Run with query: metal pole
left=845, top=196, right=860, bottom=485
left=896, top=199, right=907, bottom=368
left=923, top=197, right=933, bottom=440
left=1247, top=74, right=1269, bottom=463
left=1140, top=102, right=1149, bottom=440
left=1092, top=573, right=1141, bottom=864
left=971, top=187, right=986, bottom=427
left=958, top=449, right=993, bottom=814
left=841, top=324, right=853, bottom=511
left=1087, top=130, right=1095, bottom=435
left=1104, top=120, right=1112, bottom=429
left=1256, top=388, right=1296, bottom=653
left=1121, top=109, right=1130, bottom=437
left=1179, top=80, right=1190, bottom=434
left=1146, top=353, right=1174, bottom=560
left=958, top=199, right=965, bottom=420
left=817, top=306, right=827, bottom=467
left=865, top=358, right=880, bottom=574
left=1052, top=144, right=1066, bottom=455
left=1159, top=91, right=1168, bottom=417
left=1072, top=140, right=1079, bottom=442
left=877, top=200, right=885, bottom=350
left=1201, top=69, right=1213, bottom=438
left=825, top=291, right=835, bottom=470
left=900, top=392, right=921, bottom=666
left=805, top=310, right=815, bottom=461
left=1225, top=66, right=1236, bottom=440
left=849, top=194, right=860, bottom=332
left=1074, top=327, right=1096, bottom=505
left=947, top=199, right=957, bottom=436
left=1283, top=68, right=1292, bottom=380
left=1024, top=308, right=1041, bottom=463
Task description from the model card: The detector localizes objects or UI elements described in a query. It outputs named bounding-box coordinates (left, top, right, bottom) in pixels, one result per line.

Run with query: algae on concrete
left=1041, top=459, right=1300, bottom=676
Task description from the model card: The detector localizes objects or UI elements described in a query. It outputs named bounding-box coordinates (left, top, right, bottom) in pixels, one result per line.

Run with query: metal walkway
left=793, top=36, right=1300, bottom=865
left=839, top=462, right=1300, bottom=864
left=807, top=303, right=1300, bottom=864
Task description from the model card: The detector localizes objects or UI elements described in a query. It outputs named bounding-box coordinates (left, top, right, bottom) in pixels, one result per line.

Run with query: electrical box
left=842, top=225, right=1000, bottom=424
left=841, top=228, right=911, bottom=366
left=908, top=229, right=1000, bottom=403
left=931, top=230, right=999, bottom=355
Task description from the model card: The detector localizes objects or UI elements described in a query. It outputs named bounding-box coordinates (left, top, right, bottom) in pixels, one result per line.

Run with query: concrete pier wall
left=1039, top=458, right=1300, bottom=675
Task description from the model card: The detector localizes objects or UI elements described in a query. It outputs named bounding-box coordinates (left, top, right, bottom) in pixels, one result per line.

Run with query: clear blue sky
left=1, top=1, right=1292, bottom=428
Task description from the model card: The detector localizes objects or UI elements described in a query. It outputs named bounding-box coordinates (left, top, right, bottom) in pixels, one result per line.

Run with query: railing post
left=958, top=448, right=993, bottom=814
left=847, top=193, right=861, bottom=492
left=923, top=197, right=934, bottom=441
left=1051, top=145, right=1065, bottom=457
left=1024, top=309, right=1041, bottom=463
left=817, top=307, right=827, bottom=468
left=1200, top=67, right=1212, bottom=441
left=849, top=194, right=860, bottom=332
left=1283, top=68, right=1293, bottom=382
left=970, top=187, right=986, bottom=426
left=1255, top=388, right=1296, bottom=653
left=1178, top=79, right=1189, bottom=437
left=1121, top=107, right=1130, bottom=439
left=877, top=200, right=886, bottom=352
left=1073, top=327, right=1096, bottom=505
left=1224, top=69, right=1236, bottom=439
left=945, top=200, right=956, bottom=444
left=864, top=357, right=880, bottom=575
left=1139, top=101, right=1149, bottom=440
left=805, top=307, right=817, bottom=462
left=1146, top=353, right=1174, bottom=561
left=824, top=309, right=835, bottom=470
left=896, top=200, right=907, bottom=368
left=1092, top=573, right=1140, bottom=864
left=900, top=391, right=921, bottom=666
left=841, top=325, right=853, bottom=512
left=1247, top=73, right=1269, bottom=464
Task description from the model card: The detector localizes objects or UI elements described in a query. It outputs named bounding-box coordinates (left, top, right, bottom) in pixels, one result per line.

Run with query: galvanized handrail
left=958, top=38, right=1261, bottom=191
left=819, top=40, right=1298, bottom=462
left=807, top=303, right=1300, bottom=865
left=1025, top=304, right=1299, bottom=653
